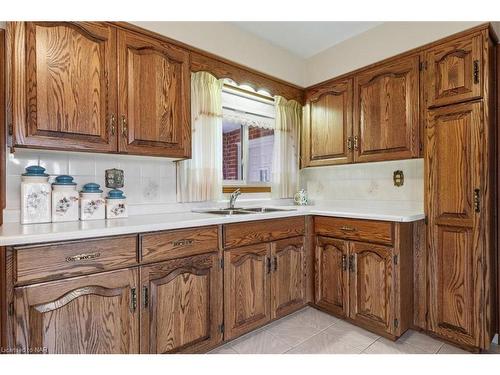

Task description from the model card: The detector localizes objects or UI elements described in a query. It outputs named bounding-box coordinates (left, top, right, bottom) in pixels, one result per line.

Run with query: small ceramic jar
left=20, top=165, right=52, bottom=224
left=51, top=175, right=79, bottom=222
left=106, top=189, right=128, bottom=219
left=79, top=183, right=105, bottom=221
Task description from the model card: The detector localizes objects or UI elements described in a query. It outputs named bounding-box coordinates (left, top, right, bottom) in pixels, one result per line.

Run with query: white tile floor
left=209, top=306, right=500, bottom=354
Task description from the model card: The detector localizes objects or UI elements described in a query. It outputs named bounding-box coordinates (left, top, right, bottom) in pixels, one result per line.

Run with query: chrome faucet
left=228, top=188, right=242, bottom=209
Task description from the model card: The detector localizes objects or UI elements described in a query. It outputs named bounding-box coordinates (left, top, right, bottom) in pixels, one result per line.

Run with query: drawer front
left=15, top=235, right=138, bottom=284
left=314, top=216, right=393, bottom=246
left=141, top=226, right=219, bottom=263
left=224, top=217, right=305, bottom=249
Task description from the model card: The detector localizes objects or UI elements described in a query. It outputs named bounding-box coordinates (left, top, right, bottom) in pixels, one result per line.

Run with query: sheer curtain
left=272, top=96, right=302, bottom=199
left=177, top=72, right=223, bottom=202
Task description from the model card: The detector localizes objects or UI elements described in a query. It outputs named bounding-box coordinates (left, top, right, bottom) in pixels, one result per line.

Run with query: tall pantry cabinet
left=424, top=28, right=497, bottom=351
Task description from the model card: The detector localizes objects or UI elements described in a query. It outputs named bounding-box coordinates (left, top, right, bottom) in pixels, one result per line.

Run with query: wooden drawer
left=15, top=235, right=138, bottom=285
left=224, top=217, right=305, bottom=249
left=314, top=216, right=393, bottom=246
left=141, top=226, right=219, bottom=263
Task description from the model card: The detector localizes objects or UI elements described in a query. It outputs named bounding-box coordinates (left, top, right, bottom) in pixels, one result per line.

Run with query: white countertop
left=0, top=201, right=424, bottom=246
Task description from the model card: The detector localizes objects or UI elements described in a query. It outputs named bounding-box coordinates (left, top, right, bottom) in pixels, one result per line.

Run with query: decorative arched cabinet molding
left=14, top=268, right=139, bottom=354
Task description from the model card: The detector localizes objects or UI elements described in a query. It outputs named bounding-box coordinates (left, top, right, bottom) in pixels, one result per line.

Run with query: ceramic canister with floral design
left=79, top=183, right=105, bottom=221
left=51, top=175, right=79, bottom=222
left=20, top=165, right=52, bottom=224
left=106, top=189, right=128, bottom=219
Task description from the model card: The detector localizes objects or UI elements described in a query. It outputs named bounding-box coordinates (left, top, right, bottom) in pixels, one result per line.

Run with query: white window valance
left=222, top=108, right=275, bottom=130
left=222, top=86, right=275, bottom=130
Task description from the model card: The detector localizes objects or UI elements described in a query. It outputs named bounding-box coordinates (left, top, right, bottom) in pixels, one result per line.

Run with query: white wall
left=305, top=21, right=486, bottom=86
left=131, top=21, right=306, bottom=87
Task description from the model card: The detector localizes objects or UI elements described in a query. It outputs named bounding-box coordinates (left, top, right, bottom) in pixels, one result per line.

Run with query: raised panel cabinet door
left=424, top=33, right=483, bottom=108
left=270, top=237, right=306, bottom=319
left=117, top=30, right=191, bottom=157
left=314, top=236, right=349, bottom=318
left=10, top=22, right=117, bottom=152
left=14, top=268, right=139, bottom=354
left=353, top=55, right=419, bottom=162
left=426, top=101, right=483, bottom=348
left=303, top=79, right=353, bottom=167
left=140, top=252, right=222, bottom=354
left=224, top=243, right=271, bottom=340
left=349, top=242, right=394, bottom=335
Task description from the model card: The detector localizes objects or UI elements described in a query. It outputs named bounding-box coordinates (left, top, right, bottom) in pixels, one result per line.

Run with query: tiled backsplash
left=299, top=158, right=423, bottom=205
left=3, top=149, right=424, bottom=223
left=4, top=149, right=179, bottom=222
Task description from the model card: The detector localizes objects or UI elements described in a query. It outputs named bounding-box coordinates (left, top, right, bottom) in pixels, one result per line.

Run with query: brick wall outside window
left=223, top=128, right=241, bottom=180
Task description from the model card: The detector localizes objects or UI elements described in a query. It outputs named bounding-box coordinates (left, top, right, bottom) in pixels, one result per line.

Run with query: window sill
left=222, top=186, right=271, bottom=194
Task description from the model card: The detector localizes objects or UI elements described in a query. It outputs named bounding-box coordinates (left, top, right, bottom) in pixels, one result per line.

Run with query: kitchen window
left=222, top=82, right=275, bottom=192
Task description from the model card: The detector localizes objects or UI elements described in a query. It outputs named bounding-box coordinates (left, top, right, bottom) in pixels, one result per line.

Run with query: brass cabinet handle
left=348, top=255, right=355, bottom=273
left=109, top=113, right=116, bottom=135
left=121, top=115, right=128, bottom=137
left=66, top=252, right=101, bottom=262
left=142, top=286, right=149, bottom=308
left=273, top=256, right=278, bottom=272
left=473, top=60, right=480, bottom=84
left=266, top=257, right=271, bottom=274
left=130, top=288, right=137, bottom=311
left=341, top=254, right=347, bottom=271
left=340, top=226, right=356, bottom=232
left=353, top=136, right=359, bottom=151
left=474, top=189, right=480, bottom=212
left=172, top=239, right=194, bottom=247
left=347, top=137, right=353, bottom=151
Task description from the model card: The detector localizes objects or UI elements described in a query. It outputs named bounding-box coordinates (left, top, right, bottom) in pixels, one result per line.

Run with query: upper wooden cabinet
left=424, top=33, right=483, bottom=108
left=9, top=22, right=118, bottom=152
left=117, top=30, right=191, bottom=157
left=8, top=22, right=191, bottom=158
left=353, top=55, right=420, bottom=163
left=14, top=268, right=139, bottom=354
left=302, top=79, right=353, bottom=167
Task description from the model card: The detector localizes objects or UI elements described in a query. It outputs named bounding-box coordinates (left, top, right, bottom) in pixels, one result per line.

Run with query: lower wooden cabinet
left=224, top=243, right=271, bottom=340
left=313, top=218, right=413, bottom=338
left=314, top=236, right=349, bottom=318
left=271, top=237, right=306, bottom=319
left=224, top=237, right=306, bottom=340
left=14, top=268, right=139, bottom=354
left=140, top=252, right=223, bottom=353
left=349, top=242, right=394, bottom=334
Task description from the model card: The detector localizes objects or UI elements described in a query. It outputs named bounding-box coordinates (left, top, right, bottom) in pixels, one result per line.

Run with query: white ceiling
left=231, top=22, right=382, bottom=59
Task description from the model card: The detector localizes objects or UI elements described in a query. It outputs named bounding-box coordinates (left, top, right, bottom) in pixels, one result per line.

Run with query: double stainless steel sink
left=193, top=207, right=296, bottom=216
